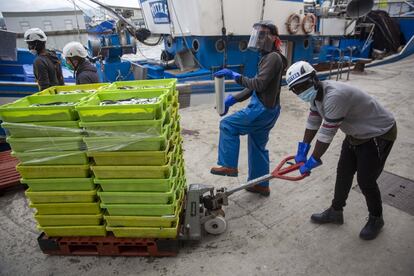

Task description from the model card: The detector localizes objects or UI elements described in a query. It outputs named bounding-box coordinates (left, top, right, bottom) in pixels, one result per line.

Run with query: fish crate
left=25, top=188, right=98, bottom=203
left=35, top=213, right=103, bottom=226
left=104, top=197, right=183, bottom=228
left=102, top=79, right=177, bottom=103
left=16, top=164, right=90, bottom=179
left=87, top=134, right=180, bottom=165
left=75, top=90, right=169, bottom=122
left=21, top=178, right=95, bottom=191
left=82, top=118, right=175, bottom=152
left=97, top=179, right=183, bottom=204
left=35, top=83, right=110, bottom=96
left=101, top=189, right=184, bottom=216
left=96, top=165, right=184, bottom=192
left=1, top=121, right=82, bottom=138
left=106, top=219, right=180, bottom=239
left=30, top=202, right=101, bottom=215
left=12, top=151, right=88, bottom=165
left=7, top=136, right=85, bottom=152
left=38, top=224, right=107, bottom=237
left=79, top=105, right=175, bottom=137
left=91, top=146, right=182, bottom=179
left=0, top=93, right=90, bottom=122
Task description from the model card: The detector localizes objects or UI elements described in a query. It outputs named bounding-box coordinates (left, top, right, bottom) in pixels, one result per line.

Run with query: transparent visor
left=247, top=27, right=273, bottom=52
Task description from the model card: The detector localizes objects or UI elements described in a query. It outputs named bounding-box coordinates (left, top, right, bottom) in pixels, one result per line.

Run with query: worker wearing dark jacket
left=63, top=41, right=100, bottom=84
left=286, top=61, right=397, bottom=240
left=24, top=28, right=64, bottom=91
left=210, top=21, right=287, bottom=196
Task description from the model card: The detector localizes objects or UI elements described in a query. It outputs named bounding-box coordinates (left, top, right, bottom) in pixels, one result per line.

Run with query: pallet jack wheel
left=204, top=215, right=227, bottom=235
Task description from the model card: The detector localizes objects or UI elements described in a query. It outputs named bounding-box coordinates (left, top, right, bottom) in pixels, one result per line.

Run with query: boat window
left=239, top=40, right=248, bottom=52
left=192, top=39, right=200, bottom=52
left=215, top=39, right=226, bottom=53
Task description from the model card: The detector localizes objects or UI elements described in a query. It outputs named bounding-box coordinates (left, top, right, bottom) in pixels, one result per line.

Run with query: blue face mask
left=298, top=86, right=317, bottom=102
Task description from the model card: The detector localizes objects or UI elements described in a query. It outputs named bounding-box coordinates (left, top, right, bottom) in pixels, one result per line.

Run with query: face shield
left=247, top=25, right=274, bottom=53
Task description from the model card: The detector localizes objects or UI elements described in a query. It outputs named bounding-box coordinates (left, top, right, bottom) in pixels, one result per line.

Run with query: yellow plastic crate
left=30, top=202, right=101, bottom=215
left=38, top=224, right=107, bottom=237
left=36, top=83, right=110, bottom=95
left=25, top=188, right=98, bottom=203
left=35, top=213, right=103, bottom=226
left=17, top=164, right=90, bottom=179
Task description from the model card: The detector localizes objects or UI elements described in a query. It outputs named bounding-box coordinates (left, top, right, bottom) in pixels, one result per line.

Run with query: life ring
left=285, top=13, right=301, bottom=34
left=302, top=13, right=317, bottom=34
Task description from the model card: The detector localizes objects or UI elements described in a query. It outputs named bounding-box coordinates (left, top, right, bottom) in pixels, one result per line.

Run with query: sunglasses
left=291, top=78, right=314, bottom=95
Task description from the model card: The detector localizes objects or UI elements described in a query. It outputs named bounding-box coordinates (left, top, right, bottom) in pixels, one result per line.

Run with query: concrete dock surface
left=1, top=56, right=413, bottom=276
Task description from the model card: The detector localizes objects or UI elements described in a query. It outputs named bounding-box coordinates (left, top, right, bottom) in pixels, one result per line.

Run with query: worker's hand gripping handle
left=271, top=156, right=308, bottom=181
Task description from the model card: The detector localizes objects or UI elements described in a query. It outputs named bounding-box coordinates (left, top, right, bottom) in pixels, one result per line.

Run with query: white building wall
left=3, top=10, right=88, bottom=51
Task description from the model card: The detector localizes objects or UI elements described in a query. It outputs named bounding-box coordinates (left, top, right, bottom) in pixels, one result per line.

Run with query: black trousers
left=331, top=137, right=394, bottom=216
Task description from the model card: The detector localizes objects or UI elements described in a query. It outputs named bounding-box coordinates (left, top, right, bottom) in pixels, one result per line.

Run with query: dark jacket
left=75, top=60, right=100, bottom=84
left=33, top=51, right=64, bottom=91
left=234, top=51, right=287, bottom=109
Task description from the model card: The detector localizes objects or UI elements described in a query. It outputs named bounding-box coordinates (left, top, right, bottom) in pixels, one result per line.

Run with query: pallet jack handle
left=271, top=155, right=308, bottom=181
left=223, top=156, right=307, bottom=197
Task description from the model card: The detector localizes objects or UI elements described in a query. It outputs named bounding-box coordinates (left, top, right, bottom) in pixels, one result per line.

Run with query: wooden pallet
left=38, top=233, right=180, bottom=257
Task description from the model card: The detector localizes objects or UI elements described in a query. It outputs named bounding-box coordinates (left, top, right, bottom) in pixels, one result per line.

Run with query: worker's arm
left=34, top=58, right=51, bottom=91
left=236, top=53, right=281, bottom=92
left=233, top=88, right=253, bottom=102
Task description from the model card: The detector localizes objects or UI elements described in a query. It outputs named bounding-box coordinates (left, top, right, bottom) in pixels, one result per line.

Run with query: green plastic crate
left=82, top=118, right=173, bottom=152
left=0, top=93, right=90, bottom=123
left=12, top=151, right=88, bottom=165
left=17, top=164, right=90, bottom=179
left=95, top=165, right=183, bottom=192
left=97, top=179, right=182, bottom=204
left=102, top=79, right=177, bottom=103
left=36, top=83, right=110, bottom=96
left=101, top=189, right=184, bottom=216
left=30, top=202, right=101, bottom=215
left=91, top=145, right=181, bottom=179
left=104, top=197, right=183, bottom=227
left=106, top=219, right=179, bottom=238
left=7, top=136, right=85, bottom=152
left=75, top=90, right=169, bottom=122
left=21, top=178, right=95, bottom=191
left=87, top=134, right=180, bottom=165
left=38, top=225, right=106, bottom=237
left=25, top=188, right=98, bottom=203
left=1, top=121, right=82, bottom=137
left=79, top=105, right=173, bottom=137
left=35, top=213, right=103, bottom=226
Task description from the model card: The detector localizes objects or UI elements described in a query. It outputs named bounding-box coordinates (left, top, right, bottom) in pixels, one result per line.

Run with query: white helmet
left=62, top=41, right=88, bottom=58
left=286, top=61, right=316, bottom=89
left=24, top=28, right=47, bottom=42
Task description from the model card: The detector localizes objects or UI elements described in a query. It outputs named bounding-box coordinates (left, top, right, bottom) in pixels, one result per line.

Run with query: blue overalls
left=218, top=92, right=280, bottom=187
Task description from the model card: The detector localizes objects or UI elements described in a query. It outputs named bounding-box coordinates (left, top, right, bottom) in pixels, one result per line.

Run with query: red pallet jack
left=179, top=155, right=307, bottom=241
left=38, top=156, right=306, bottom=256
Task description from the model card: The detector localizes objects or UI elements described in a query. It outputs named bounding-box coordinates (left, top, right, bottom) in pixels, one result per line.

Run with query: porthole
left=215, top=39, right=226, bottom=53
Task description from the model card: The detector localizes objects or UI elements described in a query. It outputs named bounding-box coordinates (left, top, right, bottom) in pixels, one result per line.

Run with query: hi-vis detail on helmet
left=24, top=28, right=47, bottom=42
left=285, top=61, right=316, bottom=89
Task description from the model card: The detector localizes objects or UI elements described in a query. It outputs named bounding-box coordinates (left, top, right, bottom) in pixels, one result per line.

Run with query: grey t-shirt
left=306, top=80, right=395, bottom=143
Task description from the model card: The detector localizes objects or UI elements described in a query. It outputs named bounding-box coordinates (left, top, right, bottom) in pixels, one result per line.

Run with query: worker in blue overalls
left=211, top=20, right=287, bottom=196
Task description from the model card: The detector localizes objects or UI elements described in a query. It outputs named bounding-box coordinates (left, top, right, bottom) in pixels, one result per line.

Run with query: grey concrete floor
left=1, top=56, right=414, bottom=276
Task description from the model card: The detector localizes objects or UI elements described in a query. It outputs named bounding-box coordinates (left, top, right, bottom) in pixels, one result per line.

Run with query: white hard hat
left=24, top=28, right=47, bottom=42
left=286, top=61, right=316, bottom=89
left=62, top=41, right=88, bottom=58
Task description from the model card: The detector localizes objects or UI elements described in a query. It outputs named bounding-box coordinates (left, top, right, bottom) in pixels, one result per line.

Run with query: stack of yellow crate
left=0, top=83, right=109, bottom=237
left=77, top=79, right=186, bottom=239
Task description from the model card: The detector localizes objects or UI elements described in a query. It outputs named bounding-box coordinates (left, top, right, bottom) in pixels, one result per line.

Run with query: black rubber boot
left=310, top=207, right=344, bottom=224
left=359, top=215, right=384, bottom=240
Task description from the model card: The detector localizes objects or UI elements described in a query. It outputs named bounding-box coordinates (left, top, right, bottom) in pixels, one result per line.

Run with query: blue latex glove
left=214, top=69, right=241, bottom=80
left=295, top=142, right=311, bottom=163
left=299, top=155, right=322, bottom=175
left=221, top=95, right=237, bottom=116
